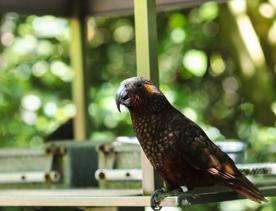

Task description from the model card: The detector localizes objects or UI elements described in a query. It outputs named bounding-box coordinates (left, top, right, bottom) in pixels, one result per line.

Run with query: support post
left=134, top=0, right=159, bottom=195
left=70, top=11, right=90, bottom=140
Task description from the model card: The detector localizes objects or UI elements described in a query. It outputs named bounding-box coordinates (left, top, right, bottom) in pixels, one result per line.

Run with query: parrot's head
left=116, top=77, right=166, bottom=113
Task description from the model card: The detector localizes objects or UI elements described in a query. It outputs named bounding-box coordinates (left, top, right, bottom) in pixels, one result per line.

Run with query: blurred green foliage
left=0, top=1, right=275, bottom=159
left=0, top=14, right=73, bottom=147
left=0, top=0, right=276, bottom=210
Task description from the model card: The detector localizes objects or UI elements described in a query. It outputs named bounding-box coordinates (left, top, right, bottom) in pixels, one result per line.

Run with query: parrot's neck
left=129, top=104, right=176, bottom=170
left=129, top=95, right=172, bottom=115
left=128, top=95, right=176, bottom=151
left=129, top=104, right=174, bottom=142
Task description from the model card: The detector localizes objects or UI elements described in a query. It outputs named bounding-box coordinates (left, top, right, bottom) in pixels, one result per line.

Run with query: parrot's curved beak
left=115, top=84, right=130, bottom=112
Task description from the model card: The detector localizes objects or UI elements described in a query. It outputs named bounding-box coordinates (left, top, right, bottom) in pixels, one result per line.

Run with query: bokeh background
left=0, top=0, right=275, bottom=210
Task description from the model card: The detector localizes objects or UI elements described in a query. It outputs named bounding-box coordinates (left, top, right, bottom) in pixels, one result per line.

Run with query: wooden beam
left=88, top=0, right=227, bottom=16
left=0, top=0, right=228, bottom=16
left=0, top=186, right=274, bottom=207
left=0, top=0, right=71, bottom=16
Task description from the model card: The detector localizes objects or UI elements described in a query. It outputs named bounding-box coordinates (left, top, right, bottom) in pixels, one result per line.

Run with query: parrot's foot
left=150, top=187, right=183, bottom=211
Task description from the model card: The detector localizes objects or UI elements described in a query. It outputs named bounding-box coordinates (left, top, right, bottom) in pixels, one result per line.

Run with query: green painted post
left=70, top=15, right=90, bottom=141
left=134, top=0, right=159, bottom=195
left=134, top=0, right=159, bottom=85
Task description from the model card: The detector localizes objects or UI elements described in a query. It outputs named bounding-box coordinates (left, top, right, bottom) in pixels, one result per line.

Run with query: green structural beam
left=70, top=16, right=90, bottom=140
left=134, top=0, right=159, bottom=85
left=134, top=0, right=159, bottom=195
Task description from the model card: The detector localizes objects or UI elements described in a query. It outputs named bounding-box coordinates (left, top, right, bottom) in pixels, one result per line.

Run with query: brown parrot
left=115, top=77, right=267, bottom=210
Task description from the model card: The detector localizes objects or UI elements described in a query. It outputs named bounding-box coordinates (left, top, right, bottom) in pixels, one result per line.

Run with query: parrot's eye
left=136, top=82, right=143, bottom=88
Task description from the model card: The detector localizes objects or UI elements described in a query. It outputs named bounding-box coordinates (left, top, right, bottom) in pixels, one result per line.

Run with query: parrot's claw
left=150, top=188, right=183, bottom=210
left=151, top=189, right=165, bottom=210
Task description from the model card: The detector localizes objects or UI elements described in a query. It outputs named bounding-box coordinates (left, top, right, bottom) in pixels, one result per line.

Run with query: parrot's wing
left=172, top=114, right=266, bottom=203
left=176, top=121, right=240, bottom=177
left=171, top=113, right=237, bottom=173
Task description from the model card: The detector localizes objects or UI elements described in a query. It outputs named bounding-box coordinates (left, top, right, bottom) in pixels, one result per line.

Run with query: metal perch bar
left=237, top=163, right=276, bottom=175
left=94, top=163, right=276, bottom=182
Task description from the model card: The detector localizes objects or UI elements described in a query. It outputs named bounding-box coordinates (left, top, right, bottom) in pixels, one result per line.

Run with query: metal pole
left=134, top=0, right=159, bottom=195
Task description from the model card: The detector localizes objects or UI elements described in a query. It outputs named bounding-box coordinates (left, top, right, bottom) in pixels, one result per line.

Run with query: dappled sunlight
left=182, top=49, right=207, bottom=77
left=50, top=60, right=74, bottom=82
left=271, top=102, right=276, bottom=116
left=236, top=14, right=265, bottom=67
left=210, top=53, right=225, bottom=76
left=43, top=102, right=57, bottom=117
left=170, top=28, right=186, bottom=43
left=259, top=2, right=275, bottom=19
left=113, top=25, right=134, bottom=43
left=0, top=32, right=14, bottom=47
left=182, top=107, right=198, bottom=122
left=32, top=60, right=49, bottom=77
left=21, top=110, right=37, bottom=125
left=32, top=16, right=69, bottom=39
left=21, top=94, right=41, bottom=111
left=268, top=21, right=276, bottom=45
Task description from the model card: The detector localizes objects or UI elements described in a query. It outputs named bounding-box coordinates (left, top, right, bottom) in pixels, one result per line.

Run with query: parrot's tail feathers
left=207, top=168, right=268, bottom=203
left=230, top=174, right=268, bottom=203
left=232, top=184, right=268, bottom=203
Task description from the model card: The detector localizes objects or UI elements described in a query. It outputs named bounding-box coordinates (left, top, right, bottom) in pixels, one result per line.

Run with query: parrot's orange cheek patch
left=144, top=84, right=158, bottom=94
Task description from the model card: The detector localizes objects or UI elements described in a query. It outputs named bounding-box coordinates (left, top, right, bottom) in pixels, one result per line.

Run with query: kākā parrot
left=115, top=77, right=267, bottom=210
